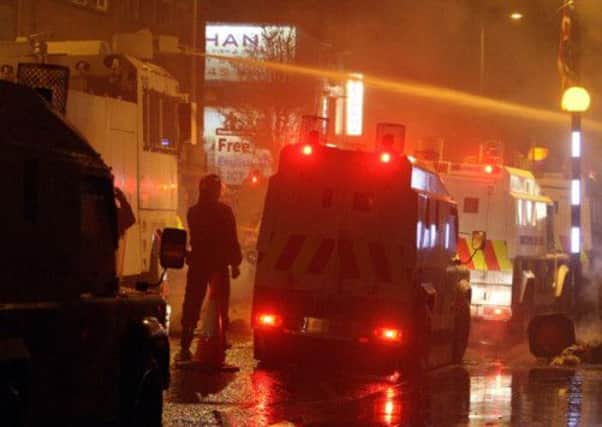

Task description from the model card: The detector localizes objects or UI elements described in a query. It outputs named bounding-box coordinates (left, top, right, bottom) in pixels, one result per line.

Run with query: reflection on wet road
left=165, top=336, right=602, bottom=426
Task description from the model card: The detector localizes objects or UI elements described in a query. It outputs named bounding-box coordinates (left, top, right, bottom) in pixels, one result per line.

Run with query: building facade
left=3, top=0, right=193, bottom=43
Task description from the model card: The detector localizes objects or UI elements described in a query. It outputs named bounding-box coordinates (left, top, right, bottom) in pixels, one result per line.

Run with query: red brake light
left=374, top=327, right=403, bottom=343
left=251, top=175, right=259, bottom=185
left=256, top=313, right=283, bottom=329
left=380, top=152, right=392, bottom=163
left=484, top=164, right=494, bottom=174
left=483, top=306, right=511, bottom=320
left=302, top=145, right=313, bottom=156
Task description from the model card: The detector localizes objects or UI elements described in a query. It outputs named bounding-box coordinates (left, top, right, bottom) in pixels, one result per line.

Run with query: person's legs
left=219, top=268, right=231, bottom=332
left=179, top=266, right=209, bottom=355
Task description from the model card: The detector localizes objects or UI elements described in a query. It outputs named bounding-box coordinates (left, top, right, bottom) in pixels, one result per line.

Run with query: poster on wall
left=205, top=23, right=296, bottom=81
left=204, top=107, right=274, bottom=185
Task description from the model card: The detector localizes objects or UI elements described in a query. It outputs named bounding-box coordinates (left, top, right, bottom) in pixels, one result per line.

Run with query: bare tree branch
left=216, top=26, right=312, bottom=156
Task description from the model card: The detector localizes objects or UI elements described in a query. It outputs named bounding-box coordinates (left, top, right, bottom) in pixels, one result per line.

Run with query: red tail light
left=483, top=306, right=511, bottom=320
left=302, top=144, right=313, bottom=156
left=374, top=327, right=403, bottom=343
left=246, top=171, right=261, bottom=186
left=255, top=313, right=283, bottom=329
left=380, top=152, right=392, bottom=163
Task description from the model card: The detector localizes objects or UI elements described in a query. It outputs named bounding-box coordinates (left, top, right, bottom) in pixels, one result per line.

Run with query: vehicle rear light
left=255, top=313, right=283, bottom=329
left=302, top=144, right=313, bottom=156
left=484, top=164, right=494, bottom=174
left=374, top=327, right=403, bottom=343
left=483, top=306, right=511, bottom=320
left=247, top=170, right=261, bottom=186
left=380, top=152, right=392, bottom=163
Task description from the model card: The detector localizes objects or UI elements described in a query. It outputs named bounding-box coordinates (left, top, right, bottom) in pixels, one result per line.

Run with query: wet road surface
left=165, top=327, right=602, bottom=426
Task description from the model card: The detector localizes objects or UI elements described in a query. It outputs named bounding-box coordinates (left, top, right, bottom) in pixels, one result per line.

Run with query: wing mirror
left=471, top=230, right=487, bottom=251
left=136, top=227, right=187, bottom=291
left=160, top=228, right=187, bottom=269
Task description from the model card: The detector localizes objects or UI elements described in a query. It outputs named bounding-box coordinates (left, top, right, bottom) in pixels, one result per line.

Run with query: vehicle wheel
left=130, top=356, right=163, bottom=427
left=452, top=295, right=471, bottom=364
left=518, top=283, right=536, bottom=335
left=401, top=305, right=431, bottom=382
left=253, top=331, right=283, bottom=367
left=2, top=385, right=26, bottom=427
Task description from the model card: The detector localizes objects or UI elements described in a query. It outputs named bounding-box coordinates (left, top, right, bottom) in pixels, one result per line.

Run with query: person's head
left=198, top=174, right=222, bottom=203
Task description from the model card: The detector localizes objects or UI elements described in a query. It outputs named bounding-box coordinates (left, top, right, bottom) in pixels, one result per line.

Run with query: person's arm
left=225, top=207, right=242, bottom=278
left=114, top=187, right=135, bottom=237
left=186, top=206, right=197, bottom=263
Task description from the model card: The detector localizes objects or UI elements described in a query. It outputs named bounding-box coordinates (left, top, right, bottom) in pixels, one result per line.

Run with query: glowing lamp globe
left=562, top=87, right=591, bottom=113
left=509, top=12, right=524, bottom=21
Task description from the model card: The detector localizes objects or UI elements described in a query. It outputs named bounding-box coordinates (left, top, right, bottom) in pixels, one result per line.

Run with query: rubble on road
left=551, top=342, right=602, bottom=367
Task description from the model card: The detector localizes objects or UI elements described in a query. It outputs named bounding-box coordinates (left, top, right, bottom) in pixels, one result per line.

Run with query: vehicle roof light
left=380, top=152, right=392, bottom=163
left=302, top=144, right=313, bottom=156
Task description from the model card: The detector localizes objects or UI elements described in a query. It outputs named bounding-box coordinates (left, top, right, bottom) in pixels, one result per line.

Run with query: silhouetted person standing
left=177, top=174, right=241, bottom=361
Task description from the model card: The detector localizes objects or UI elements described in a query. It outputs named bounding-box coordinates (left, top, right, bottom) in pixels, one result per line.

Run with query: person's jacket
left=187, top=200, right=242, bottom=272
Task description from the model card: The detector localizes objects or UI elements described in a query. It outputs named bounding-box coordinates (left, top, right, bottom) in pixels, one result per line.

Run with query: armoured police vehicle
left=252, top=136, right=474, bottom=373
left=0, top=78, right=186, bottom=426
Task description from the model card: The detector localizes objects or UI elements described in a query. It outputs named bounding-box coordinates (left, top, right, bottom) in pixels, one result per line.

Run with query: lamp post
left=479, top=11, right=524, bottom=95
left=561, top=86, right=591, bottom=310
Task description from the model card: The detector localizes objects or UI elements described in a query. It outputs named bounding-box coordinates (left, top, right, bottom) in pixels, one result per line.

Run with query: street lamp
left=509, top=12, right=524, bottom=21
left=479, top=11, right=524, bottom=95
left=561, top=86, right=591, bottom=309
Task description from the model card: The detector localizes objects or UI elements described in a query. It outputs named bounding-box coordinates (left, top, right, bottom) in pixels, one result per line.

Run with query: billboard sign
left=204, top=108, right=274, bottom=185
left=205, top=23, right=296, bottom=81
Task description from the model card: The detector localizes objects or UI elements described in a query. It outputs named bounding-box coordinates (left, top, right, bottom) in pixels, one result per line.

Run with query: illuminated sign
left=203, top=107, right=274, bottom=185
left=205, top=24, right=296, bottom=81
left=345, top=76, right=364, bottom=136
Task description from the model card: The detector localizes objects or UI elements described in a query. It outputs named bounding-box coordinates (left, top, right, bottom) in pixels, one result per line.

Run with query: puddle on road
left=165, top=338, right=602, bottom=426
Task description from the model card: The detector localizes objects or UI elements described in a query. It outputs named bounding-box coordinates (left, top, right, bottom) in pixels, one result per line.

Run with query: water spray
left=201, top=53, right=602, bottom=133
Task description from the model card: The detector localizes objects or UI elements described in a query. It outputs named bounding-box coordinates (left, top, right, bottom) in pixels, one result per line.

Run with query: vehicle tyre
left=401, top=305, right=431, bottom=382
left=0, top=340, right=29, bottom=427
left=519, top=283, right=536, bottom=334
left=130, top=356, right=163, bottom=427
left=452, top=294, right=471, bottom=364
left=2, top=385, right=26, bottom=427
left=253, top=331, right=284, bottom=367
